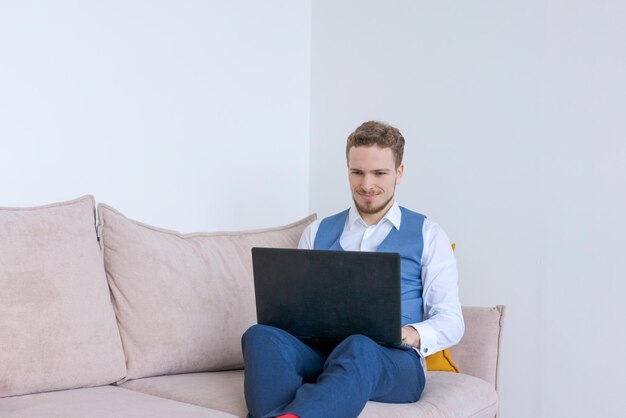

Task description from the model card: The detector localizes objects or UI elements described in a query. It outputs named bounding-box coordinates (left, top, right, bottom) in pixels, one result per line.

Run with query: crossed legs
left=241, top=324, right=425, bottom=418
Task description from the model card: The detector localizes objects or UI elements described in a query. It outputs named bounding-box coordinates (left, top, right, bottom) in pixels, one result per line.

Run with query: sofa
left=0, top=195, right=505, bottom=417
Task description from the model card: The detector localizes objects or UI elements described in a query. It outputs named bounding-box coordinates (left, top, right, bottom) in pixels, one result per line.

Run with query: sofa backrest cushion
left=450, top=305, right=506, bottom=390
left=0, top=196, right=127, bottom=397
left=98, top=203, right=316, bottom=382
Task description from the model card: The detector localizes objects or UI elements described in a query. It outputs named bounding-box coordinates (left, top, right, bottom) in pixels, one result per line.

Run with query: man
left=242, top=121, right=464, bottom=418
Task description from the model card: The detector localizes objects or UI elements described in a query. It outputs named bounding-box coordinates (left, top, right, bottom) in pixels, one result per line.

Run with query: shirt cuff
left=408, top=322, right=438, bottom=357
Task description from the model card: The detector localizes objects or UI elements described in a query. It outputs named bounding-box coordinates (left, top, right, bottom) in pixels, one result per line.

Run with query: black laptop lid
left=251, top=247, right=402, bottom=346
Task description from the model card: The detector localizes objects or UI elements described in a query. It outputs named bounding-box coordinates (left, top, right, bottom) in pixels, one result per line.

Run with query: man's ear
left=396, top=164, right=404, bottom=185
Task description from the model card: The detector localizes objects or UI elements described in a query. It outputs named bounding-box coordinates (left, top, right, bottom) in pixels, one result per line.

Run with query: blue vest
left=313, top=207, right=426, bottom=326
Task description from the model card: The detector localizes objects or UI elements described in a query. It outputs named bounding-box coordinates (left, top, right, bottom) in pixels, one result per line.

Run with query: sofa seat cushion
left=121, top=371, right=246, bottom=417
left=121, top=370, right=497, bottom=417
left=360, top=372, right=499, bottom=418
left=0, top=385, right=238, bottom=418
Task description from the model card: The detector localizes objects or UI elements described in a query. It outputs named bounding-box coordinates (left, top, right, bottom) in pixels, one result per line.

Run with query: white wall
left=310, top=1, right=626, bottom=417
left=2, top=1, right=625, bottom=416
left=0, top=0, right=312, bottom=232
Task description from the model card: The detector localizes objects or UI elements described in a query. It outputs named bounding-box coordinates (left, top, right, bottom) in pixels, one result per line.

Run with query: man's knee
left=342, top=334, right=379, bottom=349
left=330, top=334, right=380, bottom=359
left=242, top=324, right=276, bottom=349
left=241, top=324, right=293, bottom=351
left=242, top=323, right=271, bottom=340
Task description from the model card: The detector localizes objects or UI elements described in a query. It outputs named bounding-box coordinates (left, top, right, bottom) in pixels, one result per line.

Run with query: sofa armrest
left=449, top=305, right=506, bottom=392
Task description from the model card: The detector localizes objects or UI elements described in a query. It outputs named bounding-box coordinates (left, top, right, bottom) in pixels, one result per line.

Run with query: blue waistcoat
left=313, top=207, right=426, bottom=326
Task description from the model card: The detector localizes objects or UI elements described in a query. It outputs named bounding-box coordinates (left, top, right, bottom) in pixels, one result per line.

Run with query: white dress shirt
left=298, top=201, right=464, bottom=361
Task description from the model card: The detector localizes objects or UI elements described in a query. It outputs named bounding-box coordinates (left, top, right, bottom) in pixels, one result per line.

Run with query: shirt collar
left=348, top=201, right=402, bottom=230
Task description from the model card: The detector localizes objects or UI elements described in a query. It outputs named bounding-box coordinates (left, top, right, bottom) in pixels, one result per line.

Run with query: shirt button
left=423, top=348, right=429, bottom=354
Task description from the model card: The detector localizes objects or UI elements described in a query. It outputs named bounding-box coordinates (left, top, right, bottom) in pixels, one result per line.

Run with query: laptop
left=251, top=247, right=404, bottom=349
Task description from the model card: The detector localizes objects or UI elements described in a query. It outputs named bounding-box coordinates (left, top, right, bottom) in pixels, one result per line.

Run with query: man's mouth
left=359, top=193, right=377, bottom=202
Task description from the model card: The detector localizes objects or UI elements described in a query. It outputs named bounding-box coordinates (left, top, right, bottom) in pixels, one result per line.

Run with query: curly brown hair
left=346, top=121, right=405, bottom=167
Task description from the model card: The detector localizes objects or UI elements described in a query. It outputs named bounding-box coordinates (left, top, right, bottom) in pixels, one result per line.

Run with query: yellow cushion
left=426, top=348, right=459, bottom=372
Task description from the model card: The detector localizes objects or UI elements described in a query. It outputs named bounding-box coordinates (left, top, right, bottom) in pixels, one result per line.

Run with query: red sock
left=276, top=415, right=299, bottom=418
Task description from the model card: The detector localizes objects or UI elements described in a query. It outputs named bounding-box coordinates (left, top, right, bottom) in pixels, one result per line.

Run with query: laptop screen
left=251, top=247, right=402, bottom=346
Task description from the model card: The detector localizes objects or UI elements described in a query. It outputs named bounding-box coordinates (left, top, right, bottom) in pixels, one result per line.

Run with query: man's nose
left=361, top=175, right=375, bottom=191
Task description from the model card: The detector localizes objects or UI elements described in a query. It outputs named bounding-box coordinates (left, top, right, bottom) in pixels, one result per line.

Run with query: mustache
left=356, top=188, right=381, bottom=195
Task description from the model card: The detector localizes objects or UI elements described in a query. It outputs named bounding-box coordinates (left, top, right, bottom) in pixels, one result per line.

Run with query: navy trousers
left=241, top=324, right=425, bottom=418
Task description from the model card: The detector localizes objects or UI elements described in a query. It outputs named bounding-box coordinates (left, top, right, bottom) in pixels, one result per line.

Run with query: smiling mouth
left=359, top=193, right=378, bottom=202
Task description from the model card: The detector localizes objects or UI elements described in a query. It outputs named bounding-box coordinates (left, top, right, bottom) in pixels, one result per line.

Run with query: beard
left=353, top=192, right=395, bottom=215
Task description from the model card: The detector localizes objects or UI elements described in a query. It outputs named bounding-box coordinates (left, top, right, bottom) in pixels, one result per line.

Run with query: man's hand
left=401, top=326, right=421, bottom=348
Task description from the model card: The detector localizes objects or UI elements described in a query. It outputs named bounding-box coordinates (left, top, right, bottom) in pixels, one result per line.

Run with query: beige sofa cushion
left=361, top=372, right=498, bottom=418
left=0, top=385, right=238, bottom=417
left=0, top=196, right=126, bottom=398
left=450, top=305, right=506, bottom=390
left=98, top=203, right=315, bottom=381
left=121, top=371, right=246, bottom=417
left=120, top=370, right=498, bottom=418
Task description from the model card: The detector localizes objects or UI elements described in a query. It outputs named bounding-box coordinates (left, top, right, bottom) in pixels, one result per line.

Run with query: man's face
left=348, top=145, right=404, bottom=220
